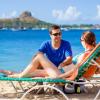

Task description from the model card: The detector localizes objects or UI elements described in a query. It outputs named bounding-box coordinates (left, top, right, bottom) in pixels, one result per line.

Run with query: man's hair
left=49, top=25, right=61, bottom=34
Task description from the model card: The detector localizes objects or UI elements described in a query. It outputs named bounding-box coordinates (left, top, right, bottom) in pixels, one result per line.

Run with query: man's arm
left=59, top=56, right=72, bottom=67
left=59, top=41, right=73, bottom=67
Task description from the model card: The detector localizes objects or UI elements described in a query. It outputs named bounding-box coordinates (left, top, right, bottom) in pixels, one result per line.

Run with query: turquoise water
left=0, top=29, right=100, bottom=72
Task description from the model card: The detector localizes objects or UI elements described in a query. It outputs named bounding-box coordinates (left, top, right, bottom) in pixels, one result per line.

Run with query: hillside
left=0, top=11, right=52, bottom=29
left=0, top=11, right=100, bottom=29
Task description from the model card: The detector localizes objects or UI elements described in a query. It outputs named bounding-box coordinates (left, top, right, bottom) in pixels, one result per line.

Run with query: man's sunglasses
left=51, top=32, right=61, bottom=36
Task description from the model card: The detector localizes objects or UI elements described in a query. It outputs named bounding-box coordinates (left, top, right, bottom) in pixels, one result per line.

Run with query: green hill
left=0, top=11, right=98, bottom=30
left=0, top=11, right=52, bottom=29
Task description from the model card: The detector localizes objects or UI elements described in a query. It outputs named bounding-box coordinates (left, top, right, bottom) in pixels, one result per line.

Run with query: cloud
left=1, top=11, right=17, bottom=18
left=10, top=11, right=17, bottom=18
left=52, top=6, right=81, bottom=21
left=94, top=5, right=100, bottom=20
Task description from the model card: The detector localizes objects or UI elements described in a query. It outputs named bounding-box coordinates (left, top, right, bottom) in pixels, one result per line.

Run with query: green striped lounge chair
left=0, top=43, right=100, bottom=100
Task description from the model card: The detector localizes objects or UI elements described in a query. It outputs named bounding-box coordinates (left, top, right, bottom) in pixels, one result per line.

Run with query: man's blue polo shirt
left=38, top=40, right=72, bottom=67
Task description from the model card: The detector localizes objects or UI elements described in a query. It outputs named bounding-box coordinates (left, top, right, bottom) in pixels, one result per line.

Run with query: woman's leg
left=9, top=53, right=61, bottom=78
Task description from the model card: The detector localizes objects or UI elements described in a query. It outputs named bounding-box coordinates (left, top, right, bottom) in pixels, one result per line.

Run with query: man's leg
left=24, top=69, right=48, bottom=77
left=0, top=70, right=15, bottom=75
left=11, top=53, right=61, bottom=78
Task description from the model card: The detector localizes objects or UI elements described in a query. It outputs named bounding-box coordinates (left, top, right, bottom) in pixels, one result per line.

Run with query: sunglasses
left=51, top=32, right=61, bottom=36
left=80, top=38, right=84, bottom=42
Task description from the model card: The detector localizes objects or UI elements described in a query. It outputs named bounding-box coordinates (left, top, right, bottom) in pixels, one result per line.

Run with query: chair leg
left=10, top=81, right=18, bottom=93
left=94, top=89, right=100, bottom=100
left=18, top=82, right=25, bottom=92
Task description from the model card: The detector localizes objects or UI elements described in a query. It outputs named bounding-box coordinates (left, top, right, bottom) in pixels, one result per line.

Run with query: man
left=38, top=25, right=72, bottom=68
left=1, top=25, right=76, bottom=80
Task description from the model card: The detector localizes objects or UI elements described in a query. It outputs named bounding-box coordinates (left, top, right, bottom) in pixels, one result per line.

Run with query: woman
left=73, top=31, right=98, bottom=79
left=0, top=31, right=98, bottom=80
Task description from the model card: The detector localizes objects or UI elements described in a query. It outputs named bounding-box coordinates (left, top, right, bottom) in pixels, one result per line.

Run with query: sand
left=0, top=81, right=100, bottom=100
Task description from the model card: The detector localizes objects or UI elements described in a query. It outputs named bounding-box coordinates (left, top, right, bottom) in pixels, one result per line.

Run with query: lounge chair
left=0, top=43, right=100, bottom=100
left=75, top=43, right=100, bottom=100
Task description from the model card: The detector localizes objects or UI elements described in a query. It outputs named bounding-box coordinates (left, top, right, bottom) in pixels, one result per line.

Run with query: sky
left=0, top=0, right=100, bottom=25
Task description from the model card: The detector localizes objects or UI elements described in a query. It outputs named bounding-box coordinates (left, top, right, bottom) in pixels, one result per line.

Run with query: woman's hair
left=82, top=31, right=96, bottom=46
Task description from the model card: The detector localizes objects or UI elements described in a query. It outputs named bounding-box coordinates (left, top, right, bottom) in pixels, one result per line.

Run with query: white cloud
left=1, top=11, right=17, bottom=18
left=52, top=6, right=81, bottom=21
left=94, top=5, right=100, bottom=20
left=10, top=11, right=17, bottom=18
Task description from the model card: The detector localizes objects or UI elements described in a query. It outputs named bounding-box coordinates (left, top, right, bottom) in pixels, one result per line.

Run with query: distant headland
left=0, top=11, right=100, bottom=30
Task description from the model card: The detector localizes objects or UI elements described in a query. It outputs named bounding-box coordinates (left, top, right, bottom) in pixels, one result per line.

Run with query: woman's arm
left=95, top=57, right=100, bottom=74
left=58, top=53, right=87, bottom=79
left=58, top=65, right=78, bottom=79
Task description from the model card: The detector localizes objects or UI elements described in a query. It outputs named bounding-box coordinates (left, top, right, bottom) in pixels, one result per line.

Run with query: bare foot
left=0, top=70, right=14, bottom=75
left=8, top=73, right=21, bottom=78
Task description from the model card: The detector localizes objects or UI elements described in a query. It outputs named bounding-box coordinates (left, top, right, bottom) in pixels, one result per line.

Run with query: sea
left=0, top=29, right=100, bottom=72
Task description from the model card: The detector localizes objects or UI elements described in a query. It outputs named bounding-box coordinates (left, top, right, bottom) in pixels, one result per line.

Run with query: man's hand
left=58, top=63, right=65, bottom=68
left=59, top=56, right=72, bottom=68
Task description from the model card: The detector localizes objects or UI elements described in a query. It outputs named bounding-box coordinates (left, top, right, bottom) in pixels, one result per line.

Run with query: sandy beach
left=0, top=81, right=100, bottom=100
